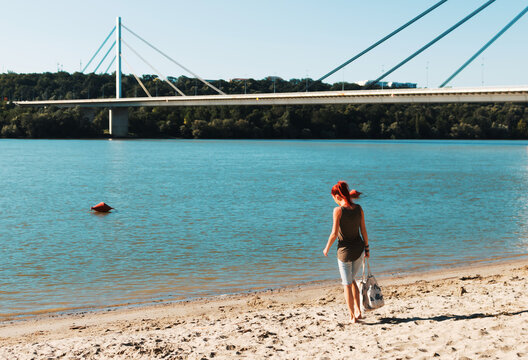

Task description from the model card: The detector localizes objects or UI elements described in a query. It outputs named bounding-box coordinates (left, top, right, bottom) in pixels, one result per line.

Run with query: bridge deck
left=14, top=86, right=528, bottom=108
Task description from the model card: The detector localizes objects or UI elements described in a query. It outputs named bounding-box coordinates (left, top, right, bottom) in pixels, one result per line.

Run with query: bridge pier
left=109, top=108, right=128, bottom=137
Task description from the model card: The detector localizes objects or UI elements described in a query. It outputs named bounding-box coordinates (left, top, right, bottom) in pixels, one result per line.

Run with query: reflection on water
left=1, top=139, right=528, bottom=318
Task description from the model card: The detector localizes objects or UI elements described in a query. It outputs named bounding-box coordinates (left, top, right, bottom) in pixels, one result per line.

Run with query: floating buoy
left=91, top=202, right=113, bottom=212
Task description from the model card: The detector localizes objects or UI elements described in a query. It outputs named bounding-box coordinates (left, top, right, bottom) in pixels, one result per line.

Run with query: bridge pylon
left=109, top=16, right=129, bottom=137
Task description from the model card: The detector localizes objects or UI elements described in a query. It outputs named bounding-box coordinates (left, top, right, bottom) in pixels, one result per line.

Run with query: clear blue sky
left=1, top=0, right=527, bottom=88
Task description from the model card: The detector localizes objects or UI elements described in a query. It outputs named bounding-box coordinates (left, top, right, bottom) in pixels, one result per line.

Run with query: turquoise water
left=1, top=139, right=528, bottom=318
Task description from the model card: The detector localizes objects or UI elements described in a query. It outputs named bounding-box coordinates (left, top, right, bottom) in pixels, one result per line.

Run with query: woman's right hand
left=323, top=247, right=329, bottom=257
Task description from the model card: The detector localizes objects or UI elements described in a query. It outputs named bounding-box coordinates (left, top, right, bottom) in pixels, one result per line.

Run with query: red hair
left=331, top=181, right=353, bottom=207
left=331, top=181, right=362, bottom=207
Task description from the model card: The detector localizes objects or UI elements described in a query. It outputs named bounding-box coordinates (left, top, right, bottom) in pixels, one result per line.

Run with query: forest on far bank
left=1, top=72, right=527, bottom=139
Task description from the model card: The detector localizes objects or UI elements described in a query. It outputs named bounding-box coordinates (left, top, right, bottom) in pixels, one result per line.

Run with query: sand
left=1, top=258, right=527, bottom=359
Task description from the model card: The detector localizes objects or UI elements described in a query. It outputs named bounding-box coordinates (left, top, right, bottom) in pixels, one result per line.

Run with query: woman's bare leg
left=351, top=281, right=362, bottom=319
left=343, top=285, right=357, bottom=323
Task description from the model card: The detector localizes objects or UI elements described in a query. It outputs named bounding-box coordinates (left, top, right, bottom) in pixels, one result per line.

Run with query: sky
left=1, top=0, right=527, bottom=89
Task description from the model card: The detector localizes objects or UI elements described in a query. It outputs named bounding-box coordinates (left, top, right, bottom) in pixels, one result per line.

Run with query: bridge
left=15, top=86, right=528, bottom=108
left=14, top=1, right=528, bottom=137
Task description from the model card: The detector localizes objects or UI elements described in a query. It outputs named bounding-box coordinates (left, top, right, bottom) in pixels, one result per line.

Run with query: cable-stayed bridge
left=14, top=1, right=528, bottom=136
left=15, top=86, right=528, bottom=108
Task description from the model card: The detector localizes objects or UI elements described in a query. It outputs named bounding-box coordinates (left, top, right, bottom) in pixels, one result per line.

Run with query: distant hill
left=1, top=72, right=527, bottom=139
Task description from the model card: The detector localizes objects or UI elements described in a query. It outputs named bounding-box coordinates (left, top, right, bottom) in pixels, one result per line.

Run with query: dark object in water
left=91, top=202, right=113, bottom=212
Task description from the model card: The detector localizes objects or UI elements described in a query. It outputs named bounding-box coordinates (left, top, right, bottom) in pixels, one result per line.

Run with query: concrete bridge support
left=109, top=108, right=128, bottom=137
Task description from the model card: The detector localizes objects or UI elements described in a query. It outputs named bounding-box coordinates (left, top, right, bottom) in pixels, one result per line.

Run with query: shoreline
left=1, top=257, right=527, bottom=358
left=2, top=253, right=527, bottom=324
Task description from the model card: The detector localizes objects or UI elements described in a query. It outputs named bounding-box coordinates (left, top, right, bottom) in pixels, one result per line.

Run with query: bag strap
left=366, top=257, right=373, bottom=277
left=361, top=256, right=366, bottom=282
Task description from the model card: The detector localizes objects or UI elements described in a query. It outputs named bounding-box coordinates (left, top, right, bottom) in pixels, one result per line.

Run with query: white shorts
left=337, top=252, right=365, bottom=285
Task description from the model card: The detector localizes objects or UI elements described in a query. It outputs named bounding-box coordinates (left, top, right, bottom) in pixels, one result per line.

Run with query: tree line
left=1, top=72, right=527, bottom=139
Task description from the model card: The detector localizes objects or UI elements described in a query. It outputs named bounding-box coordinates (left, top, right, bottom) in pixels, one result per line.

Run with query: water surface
left=1, top=139, right=527, bottom=318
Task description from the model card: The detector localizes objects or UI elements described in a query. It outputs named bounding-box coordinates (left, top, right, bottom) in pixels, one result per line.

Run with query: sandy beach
left=0, top=258, right=527, bottom=359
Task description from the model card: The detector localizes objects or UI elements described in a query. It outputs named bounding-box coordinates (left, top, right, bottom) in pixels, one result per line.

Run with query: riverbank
left=1, top=258, right=527, bottom=359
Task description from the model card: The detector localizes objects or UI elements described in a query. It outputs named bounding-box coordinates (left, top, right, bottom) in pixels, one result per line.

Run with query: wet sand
left=0, top=258, right=527, bottom=359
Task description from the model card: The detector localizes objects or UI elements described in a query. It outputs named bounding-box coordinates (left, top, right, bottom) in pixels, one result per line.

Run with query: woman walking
left=323, top=181, right=369, bottom=323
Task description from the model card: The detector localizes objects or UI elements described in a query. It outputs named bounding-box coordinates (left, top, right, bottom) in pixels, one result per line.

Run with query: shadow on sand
left=372, top=309, right=528, bottom=325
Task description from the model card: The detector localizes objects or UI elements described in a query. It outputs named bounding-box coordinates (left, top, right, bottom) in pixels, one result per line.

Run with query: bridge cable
left=82, top=26, right=116, bottom=73
left=104, top=56, right=116, bottom=74
left=311, top=0, right=449, bottom=89
left=440, top=5, right=528, bottom=88
left=120, top=54, right=152, bottom=97
left=121, top=24, right=226, bottom=95
left=366, top=0, right=496, bottom=89
left=93, top=41, right=116, bottom=74
left=122, top=39, right=186, bottom=96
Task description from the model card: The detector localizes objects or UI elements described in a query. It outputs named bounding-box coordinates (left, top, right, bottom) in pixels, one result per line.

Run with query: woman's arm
left=359, top=207, right=370, bottom=258
left=323, top=207, right=341, bottom=256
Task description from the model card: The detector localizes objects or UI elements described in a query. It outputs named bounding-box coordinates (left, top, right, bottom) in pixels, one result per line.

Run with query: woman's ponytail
left=331, top=181, right=355, bottom=207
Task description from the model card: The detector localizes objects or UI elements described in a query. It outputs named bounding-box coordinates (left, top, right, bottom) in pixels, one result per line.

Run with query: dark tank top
left=337, top=205, right=365, bottom=262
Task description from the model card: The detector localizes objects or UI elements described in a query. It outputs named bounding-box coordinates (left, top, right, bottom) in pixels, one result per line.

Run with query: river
left=1, top=139, right=527, bottom=318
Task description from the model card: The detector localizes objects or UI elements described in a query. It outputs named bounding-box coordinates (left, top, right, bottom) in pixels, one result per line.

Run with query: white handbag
left=357, top=258, right=384, bottom=311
